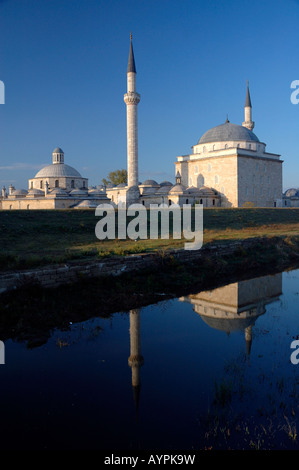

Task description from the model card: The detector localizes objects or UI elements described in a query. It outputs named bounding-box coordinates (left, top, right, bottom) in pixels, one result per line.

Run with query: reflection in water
left=178, top=272, right=282, bottom=355
left=128, top=309, right=144, bottom=419
left=126, top=273, right=283, bottom=420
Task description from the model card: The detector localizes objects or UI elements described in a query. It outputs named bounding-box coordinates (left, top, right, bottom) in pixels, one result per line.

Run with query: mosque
left=0, top=36, right=294, bottom=210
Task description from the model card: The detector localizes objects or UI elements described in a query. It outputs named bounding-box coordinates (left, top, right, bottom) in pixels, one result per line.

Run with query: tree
left=102, top=169, right=127, bottom=187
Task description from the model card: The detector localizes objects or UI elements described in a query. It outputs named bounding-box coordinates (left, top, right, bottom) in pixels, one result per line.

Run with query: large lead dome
left=198, top=122, right=260, bottom=144
left=34, top=164, right=82, bottom=178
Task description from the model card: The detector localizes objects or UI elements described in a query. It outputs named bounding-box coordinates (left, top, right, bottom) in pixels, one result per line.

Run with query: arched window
left=169, top=200, right=172, bottom=206
left=186, top=199, right=189, bottom=204
left=142, top=200, right=145, bottom=205
left=55, top=180, right=59, bottom=188
left=83, top=181, right=86, bottom=188
left=71, top=180, right=75, bottom=188
left=40, top=180, right=43, bottom=189
left=225, top=144, right=228, bottom=149
left=248, top=144, right=251, bottom=150
left=30, top=182, right=33, bottom=189
left=27, top=204, right=30, bottom=210
left=212, top=199, right=215, bottom=206
left=200, top=199, right=203, bottom=204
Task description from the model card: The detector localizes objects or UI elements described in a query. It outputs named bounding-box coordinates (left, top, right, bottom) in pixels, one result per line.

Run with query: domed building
left=175, top=82, right=283, bottom=207
left=1, top=147, right=110, bottom=210
left=29, top=147, right=88, bottom=191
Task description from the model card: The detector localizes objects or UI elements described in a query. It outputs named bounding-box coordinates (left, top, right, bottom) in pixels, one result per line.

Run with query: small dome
left=48, top=188, right=68, bottom=196
left=198, top=186, right=218, bottom=196
left=157, top=185, right=171, bottom=194
left=53, top=147, right=64, bottom=154
left=284, top=188, right=299, bottom=198
left=186, top=186, right=201, bottom=194
left=117, top=183, right=127, bottom=188
left=141, top=179, right=159, bottom=186
left=12, top=189, right=28, bottom=196
left=198, top=122, right=260, bottom=144
left=74, top=200, right=98, bottom=209
left=160, top=181, right=173, bottom=187
left=169, top=184, right=186, bottom=194
left=70, top=189, right=88, bottom=195
left=27, top=188, right=44, bottom=195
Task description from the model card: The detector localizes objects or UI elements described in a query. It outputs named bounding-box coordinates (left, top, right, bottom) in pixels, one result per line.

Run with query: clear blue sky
left=0, top=0, right=299, bottom=191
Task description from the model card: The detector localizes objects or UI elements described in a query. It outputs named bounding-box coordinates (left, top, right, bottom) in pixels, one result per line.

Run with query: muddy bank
left=0, top=235, right=299, bottom=347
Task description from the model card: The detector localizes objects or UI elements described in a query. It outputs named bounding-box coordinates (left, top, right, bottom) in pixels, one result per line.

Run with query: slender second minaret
left=124, top=34, right=140, bottom=188
left=242, top=80, right=255, bottom=131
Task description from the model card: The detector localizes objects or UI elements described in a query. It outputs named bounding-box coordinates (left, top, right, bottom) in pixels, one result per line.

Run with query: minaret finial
left=130, top=32, right=132, bottom=41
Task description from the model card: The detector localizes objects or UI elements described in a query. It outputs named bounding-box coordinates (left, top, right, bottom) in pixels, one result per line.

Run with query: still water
left=0, top=268, right=299, bottom=450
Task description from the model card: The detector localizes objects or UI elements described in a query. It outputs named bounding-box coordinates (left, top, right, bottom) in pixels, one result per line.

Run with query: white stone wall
left=238, top=156, right=283, bottom=207
left=28, top=177, right=88, bottom=191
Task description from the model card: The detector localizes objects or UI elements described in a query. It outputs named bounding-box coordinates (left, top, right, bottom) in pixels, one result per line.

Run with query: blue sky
left=0, top=0, right=299, bottom=191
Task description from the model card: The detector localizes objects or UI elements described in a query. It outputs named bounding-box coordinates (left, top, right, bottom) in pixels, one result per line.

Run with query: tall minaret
left=242, top=80, right=255, bottom=131
left=124, top=34, right=140, bottom=188
left=128, top=309, right=144, bottom=420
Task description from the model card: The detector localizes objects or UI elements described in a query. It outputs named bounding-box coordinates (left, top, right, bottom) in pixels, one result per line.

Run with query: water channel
left=0, top=267, right=299, bottom=450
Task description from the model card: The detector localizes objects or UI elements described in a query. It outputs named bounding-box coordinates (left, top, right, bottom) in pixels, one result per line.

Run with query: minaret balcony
left=124, top=91, right=141, bottom=105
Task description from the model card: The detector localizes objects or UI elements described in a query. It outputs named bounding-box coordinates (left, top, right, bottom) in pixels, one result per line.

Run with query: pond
left=0, top=267, right=299, bottom=450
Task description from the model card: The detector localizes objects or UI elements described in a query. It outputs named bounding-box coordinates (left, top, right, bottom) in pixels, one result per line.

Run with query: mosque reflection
left=179, top=272, right=282, bottom=354
left=127, top=272, right=282, bottom=415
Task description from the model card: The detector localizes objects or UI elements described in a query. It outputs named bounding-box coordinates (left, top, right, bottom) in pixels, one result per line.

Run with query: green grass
left=1, top=207, right=299, bottom=270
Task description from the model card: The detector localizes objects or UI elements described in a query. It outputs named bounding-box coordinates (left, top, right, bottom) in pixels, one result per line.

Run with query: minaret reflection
left=128, top=309, right=144, bottom=419
left=179, top=272, right=282, bottom=355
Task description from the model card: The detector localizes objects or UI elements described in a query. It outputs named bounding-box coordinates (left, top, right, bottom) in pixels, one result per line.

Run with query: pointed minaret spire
left=245, top=80, right=252, bottom=108
left=242, top=80, right=255, bottom=131
left=127, top=32, right=136, bottom=73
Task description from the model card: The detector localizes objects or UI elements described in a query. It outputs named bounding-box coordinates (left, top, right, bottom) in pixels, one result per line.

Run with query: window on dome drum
left=40, top=181, right=43, bottom=189
left=212, top=199, right=215, bottom=206
left=83, top=181, right=86, bottom=188
left=200, top=199, right=203, bottom=204
left=71, top=180, right=75, bottom=188
left=30, top=182, right=33, bottom=189
left=55, top=180, right=59, bottom=188
left=249, top=144, right=251, bottom=150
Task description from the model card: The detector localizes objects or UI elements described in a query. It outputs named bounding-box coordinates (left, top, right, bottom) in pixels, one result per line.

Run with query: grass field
left=1, top=207, right=299, bottom=271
